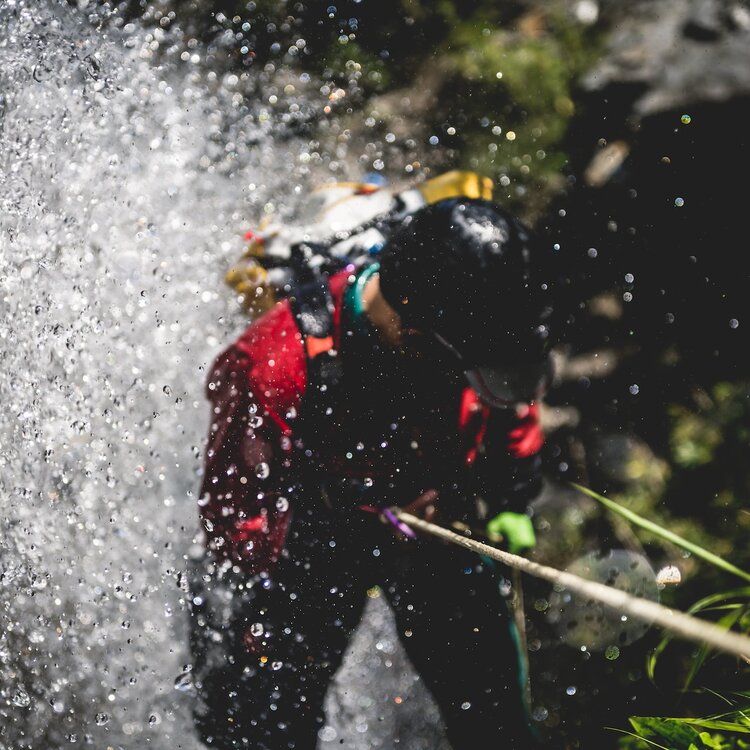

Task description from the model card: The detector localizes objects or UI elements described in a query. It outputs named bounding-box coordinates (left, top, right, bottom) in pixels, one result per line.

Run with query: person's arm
left=473, top=403, right=544, bottom=553
left=198, top=347, right=291, bottom=574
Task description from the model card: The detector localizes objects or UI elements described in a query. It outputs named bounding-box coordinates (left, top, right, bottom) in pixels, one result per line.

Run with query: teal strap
left=348, top=262, right=380, bottom=321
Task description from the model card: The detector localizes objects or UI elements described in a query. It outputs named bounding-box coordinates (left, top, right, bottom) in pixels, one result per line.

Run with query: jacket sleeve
left=198, top=346, right=292, bottom=574
left=472, top=402, right=545, bottom=516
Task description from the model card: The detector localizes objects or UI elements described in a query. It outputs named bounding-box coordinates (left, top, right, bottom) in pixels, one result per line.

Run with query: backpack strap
left=289, top=272, right=344, bottom=425
left=458, top=387, right=490, bottom=466
left=417, top=169, right=494, bottom=204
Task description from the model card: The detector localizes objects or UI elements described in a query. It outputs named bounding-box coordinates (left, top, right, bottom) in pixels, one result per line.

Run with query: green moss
left=670, top=407, right=723, bottom=468
left=426, top=8, right=603, bottom=217
left=320, top=41, right=392, bottom=94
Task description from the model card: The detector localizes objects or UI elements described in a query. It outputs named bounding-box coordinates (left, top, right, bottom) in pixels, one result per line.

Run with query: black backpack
left=225, top=170, right=494, bottom=318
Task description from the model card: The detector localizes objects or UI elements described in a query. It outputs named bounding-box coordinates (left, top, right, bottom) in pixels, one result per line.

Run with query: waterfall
left=0, top=1, right=448, bottom=746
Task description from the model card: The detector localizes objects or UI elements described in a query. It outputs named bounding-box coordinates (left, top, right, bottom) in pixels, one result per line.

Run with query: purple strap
left=358, top=505, right=417, bottom=539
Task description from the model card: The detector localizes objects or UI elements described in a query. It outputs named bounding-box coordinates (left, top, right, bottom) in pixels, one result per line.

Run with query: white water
left=0, top=2, right=448, bottom=747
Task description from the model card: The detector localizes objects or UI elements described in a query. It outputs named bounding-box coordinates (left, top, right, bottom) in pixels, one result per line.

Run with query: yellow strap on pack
left=417, top=170, right=493, bottom=204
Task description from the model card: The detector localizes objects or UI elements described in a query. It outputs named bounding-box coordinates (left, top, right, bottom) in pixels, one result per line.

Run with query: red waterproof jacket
left=199, top=270, right=544, bottom=574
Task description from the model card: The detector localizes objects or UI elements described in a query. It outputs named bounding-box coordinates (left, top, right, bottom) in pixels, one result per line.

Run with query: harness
left=290, top=272, right=343, bottom=397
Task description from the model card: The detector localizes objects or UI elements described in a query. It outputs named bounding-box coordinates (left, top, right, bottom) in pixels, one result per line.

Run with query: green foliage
left=427, top=6, right=602, bottom=218
left=629, top=715, right=723, bottom=748
left=613, top=699, right=750, bottom=749
left=646, top=587, right=750, bottom=686
left=668, top=382, right=750, bottom=470
left=571, top=483, right=750, bottom=584
left=189, top=0, right=606, bottom=220
left=670, top=408, right=723, bottom=468
left=320, top=43, right=392, bottom=94
left=662, top=382, right=750, bottom=579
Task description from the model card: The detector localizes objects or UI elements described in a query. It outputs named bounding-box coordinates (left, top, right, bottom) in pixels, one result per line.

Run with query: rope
left=394, top=510, right=750, bottom=660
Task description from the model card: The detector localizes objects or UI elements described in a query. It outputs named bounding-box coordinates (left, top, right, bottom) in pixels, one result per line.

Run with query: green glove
left=486, top=512, right=536, bottom=555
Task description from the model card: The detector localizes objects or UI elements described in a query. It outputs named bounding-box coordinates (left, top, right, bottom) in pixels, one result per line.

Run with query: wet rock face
left=547, top=0, right=750, bottom=400
left=588, top=0, right=750, bottom=115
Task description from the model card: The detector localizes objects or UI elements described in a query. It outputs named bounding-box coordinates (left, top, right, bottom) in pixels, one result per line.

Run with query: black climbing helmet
left=378, top=197, right=554, bottom=405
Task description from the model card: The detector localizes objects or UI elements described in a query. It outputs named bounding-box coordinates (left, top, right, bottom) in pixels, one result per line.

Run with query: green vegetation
left=576, top=384, right=750, bottom=749
left=145, top=0, right=604, bottom=220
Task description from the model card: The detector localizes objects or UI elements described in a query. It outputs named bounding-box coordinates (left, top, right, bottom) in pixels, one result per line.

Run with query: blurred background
left=0, top=0, right=748, bottom=747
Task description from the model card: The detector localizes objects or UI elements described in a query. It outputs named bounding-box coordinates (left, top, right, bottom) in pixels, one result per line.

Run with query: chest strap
left=289, top=275, right=343, bottom=417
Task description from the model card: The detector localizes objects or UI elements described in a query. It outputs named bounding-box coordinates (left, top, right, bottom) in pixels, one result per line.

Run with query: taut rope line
left=394, top=510, right=750, bottom=659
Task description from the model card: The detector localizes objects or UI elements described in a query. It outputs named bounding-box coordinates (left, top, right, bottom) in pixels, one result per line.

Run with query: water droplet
left=460, top=701, right=471, bottom=710
left=566, top=685, right=577, bottom=696
left=19, top=259, right=36, bottom=280
left=250, top=622, right=264, bottom=637
left=174, top=671, right=195, bottom=693
left=680, top=114, right=691, bottom=124
left=12, top=688, right=30, bottom=707
left=276, top=496, right=289, bottom=512
left=271, top=661, right=283, bottom=670
left=255, top=462, right=270, bottom=479
left=318, top=726, right=337, bottom=742
left=674, top=197, right=685, bottom=207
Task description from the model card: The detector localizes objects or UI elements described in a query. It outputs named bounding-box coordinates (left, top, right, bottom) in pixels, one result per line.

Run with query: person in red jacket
left=188, top=197, right=556, bottom=749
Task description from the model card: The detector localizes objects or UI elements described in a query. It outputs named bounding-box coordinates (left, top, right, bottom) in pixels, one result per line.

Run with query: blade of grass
left=682, top=608, right=746, bottom=691
left=648, top=591, right=750, bottom=682
left=676, top=718, right=750, bottom=734
left=686, top=590, right=750, bottom=615
left=605, top=726, right=672, bottom=750
left=570, top=483, right=750, bottom=583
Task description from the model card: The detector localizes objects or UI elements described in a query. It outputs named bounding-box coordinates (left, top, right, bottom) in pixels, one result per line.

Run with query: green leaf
left=570, top=483, right=750, bottom=583
left=608, top=726, right=672, bottom=749
left=629, top=716, right=713, bottom=749
left=682, top=608, right=747, bottom=690
left=686, top=720, right=750, bottom=734
left=696, top=733, right=725, bottom=750
left=647, top=591, right=750, bottom=683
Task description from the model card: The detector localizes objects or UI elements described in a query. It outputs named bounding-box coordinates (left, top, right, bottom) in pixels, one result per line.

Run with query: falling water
left=0, top=1, right=448, bottom=747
